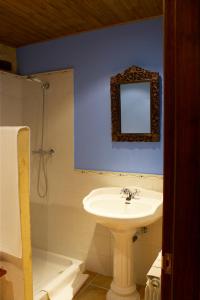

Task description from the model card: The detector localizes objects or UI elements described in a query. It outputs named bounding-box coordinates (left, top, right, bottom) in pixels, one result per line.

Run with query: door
left=162, top=0, right=200, bottom=299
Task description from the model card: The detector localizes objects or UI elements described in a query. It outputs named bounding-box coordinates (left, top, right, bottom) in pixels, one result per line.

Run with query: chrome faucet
left=121, top=188, right=140, bottom=204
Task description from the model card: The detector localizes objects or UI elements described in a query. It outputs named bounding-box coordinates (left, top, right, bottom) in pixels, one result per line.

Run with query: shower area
left=0, top=69, right=88, bottom=300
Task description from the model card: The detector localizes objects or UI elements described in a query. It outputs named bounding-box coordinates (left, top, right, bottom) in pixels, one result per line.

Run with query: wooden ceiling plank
left=100, top=0, right=138, bottom=21
left=59, top=0, right=104, bottom=27
left=78, top=0, right=123, bottom=24
left=0, top=0, right=163, bottom=47
left=0, top=1, right=73, bottom=33
left=0, top=7, right=52, bottom=39
left=13, top=0, right=102, bottom=31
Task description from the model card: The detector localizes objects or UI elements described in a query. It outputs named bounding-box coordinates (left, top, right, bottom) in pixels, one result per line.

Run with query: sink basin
left=83, top=187, right=163, bottom=230
left=83, top=186, right=163, bottom=300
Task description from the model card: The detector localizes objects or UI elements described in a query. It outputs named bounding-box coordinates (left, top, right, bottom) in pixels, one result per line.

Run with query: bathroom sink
left=83, top=187, right=163, bottom=300
left=83, top=187, right=163, bottom=230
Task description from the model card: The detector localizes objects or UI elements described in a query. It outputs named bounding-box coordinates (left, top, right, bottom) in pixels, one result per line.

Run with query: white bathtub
left=32, top=248, right=88, bottom=300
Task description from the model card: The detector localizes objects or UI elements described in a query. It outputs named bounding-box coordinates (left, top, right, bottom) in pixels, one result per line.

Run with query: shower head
left=26, top=75, right=50, bottom=89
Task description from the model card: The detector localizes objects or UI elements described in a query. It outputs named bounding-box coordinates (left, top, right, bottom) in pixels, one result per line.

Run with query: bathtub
left=32, top=248, right=88, bottom=300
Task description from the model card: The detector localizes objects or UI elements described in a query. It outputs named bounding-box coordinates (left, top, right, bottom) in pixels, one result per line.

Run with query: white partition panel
left=0, top=127, right=26, bottom=257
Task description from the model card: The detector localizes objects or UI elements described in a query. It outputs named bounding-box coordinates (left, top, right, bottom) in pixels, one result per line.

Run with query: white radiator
left=144, top=252, right=161, bottom=300
left=145, top=277, right=161, bottom=300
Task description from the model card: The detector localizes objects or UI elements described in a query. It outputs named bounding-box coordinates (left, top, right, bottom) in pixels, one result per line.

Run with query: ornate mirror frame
left=111, top=66, right=160, bottom=142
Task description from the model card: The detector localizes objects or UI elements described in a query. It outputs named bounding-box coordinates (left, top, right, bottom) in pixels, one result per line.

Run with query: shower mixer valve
left=32, top=148, right=55, bottom=155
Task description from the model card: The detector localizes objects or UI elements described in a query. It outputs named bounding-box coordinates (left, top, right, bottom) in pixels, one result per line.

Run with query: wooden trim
left=162, top=0, right=200, bottom=299
left=17, top=128, right=33, bottom=300
left=162, top=0, right=175, bottom=298
left=111, top=66, right=160, bottom=142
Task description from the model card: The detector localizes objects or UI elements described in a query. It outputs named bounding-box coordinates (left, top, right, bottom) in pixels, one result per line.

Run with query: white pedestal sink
left=83, top=187, right=163, bottom=300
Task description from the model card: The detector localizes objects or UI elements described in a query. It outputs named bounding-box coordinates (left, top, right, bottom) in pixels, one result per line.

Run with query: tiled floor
left=74, top=271, right=145, bottom=300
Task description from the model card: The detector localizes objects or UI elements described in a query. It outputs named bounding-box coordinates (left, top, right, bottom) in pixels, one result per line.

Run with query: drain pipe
left=132, top=227, right=148, bottom=242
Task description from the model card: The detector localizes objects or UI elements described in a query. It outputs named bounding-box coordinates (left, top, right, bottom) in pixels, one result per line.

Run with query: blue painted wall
left=17, top=17, right=163, bottom=174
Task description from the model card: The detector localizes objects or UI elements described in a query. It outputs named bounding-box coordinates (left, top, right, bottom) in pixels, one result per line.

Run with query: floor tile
left=74, top=285, right=107, bottom=300
left=91, top=274, right=112, bottom=289
left=74, top=271, right=145, bottom=300
left=138, top=285, right=145, bottom=300
left=83, top=270, right=97, bottom=284
left=73, top=270, right=97, bottom=298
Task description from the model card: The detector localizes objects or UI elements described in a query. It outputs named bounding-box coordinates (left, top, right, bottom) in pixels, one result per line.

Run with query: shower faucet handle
left=48, top=148, right=55, bottom=155
left=32, top=148, right=55, bottom=155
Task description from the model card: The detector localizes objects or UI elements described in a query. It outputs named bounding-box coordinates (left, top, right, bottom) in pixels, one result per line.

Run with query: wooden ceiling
left=0, top=0, right=163, bottom=48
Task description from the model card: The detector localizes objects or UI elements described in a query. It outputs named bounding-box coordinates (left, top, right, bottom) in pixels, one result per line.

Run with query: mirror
left=120, top=81, right=151, bottom=134
left=111, top=66, right=160, bottom=142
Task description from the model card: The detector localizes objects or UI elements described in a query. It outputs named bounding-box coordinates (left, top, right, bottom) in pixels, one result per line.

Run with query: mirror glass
left=120, top=82, right=151, bottom=133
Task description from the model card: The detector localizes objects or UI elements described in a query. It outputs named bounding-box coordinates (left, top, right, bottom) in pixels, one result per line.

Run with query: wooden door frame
left=162, top=0, right=200, bottom=299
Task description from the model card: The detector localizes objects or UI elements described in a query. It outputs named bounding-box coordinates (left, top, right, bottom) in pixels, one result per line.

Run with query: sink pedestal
left=107, top=230, right=140, bottom=300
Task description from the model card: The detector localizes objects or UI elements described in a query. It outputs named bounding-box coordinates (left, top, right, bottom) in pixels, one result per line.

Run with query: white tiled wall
left=0, top=70, right=163, bottom=286
left=0, top=72, right=24, bottom=126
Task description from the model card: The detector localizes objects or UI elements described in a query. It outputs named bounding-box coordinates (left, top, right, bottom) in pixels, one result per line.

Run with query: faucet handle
left=132, top=189, right=140, bottom=199
left=120, top=188, right=130, bottom=195
left=120, top=188, right=129, bottom=200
